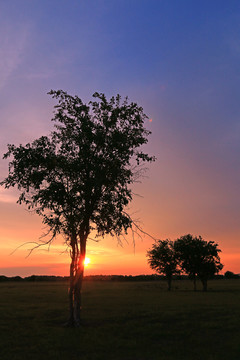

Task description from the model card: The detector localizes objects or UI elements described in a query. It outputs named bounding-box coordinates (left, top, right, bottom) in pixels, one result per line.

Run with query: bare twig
left=88, top=237, right=100, bottom=242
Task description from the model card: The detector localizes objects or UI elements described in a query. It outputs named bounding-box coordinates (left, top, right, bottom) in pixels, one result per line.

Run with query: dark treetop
left=1, top=90, right=155, bottom=244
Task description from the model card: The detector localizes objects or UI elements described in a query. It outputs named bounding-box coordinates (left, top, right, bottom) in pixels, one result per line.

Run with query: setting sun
left=84, top=257, right=90, bottom=267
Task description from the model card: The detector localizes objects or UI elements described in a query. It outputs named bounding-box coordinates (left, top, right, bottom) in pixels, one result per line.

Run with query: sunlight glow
left=84, top=257, right=90, bottom=267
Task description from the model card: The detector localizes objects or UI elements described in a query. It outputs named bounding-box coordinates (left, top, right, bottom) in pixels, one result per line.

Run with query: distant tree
left=1, top=90, right=155, bottom=327
left=174, top=234, right=223, bottom=291
left=224, top=271, right=239, bottom=279
left=147, top=239, right=179, bottom=291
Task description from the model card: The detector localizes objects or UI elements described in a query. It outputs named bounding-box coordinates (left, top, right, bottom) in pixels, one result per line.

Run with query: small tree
left=224, top=271, right=239, bottom=279
left=147, top=239, right=179, bottom=291
left=1, top=90, right=155, bottom=326
left=174, top=234, right=223, bottom=291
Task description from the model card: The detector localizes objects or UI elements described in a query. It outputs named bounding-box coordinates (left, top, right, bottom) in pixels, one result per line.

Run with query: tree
left=174, top=234, right=223, bottom=291
left=224, top=271, right=239, bottom=279
left=147, top=239, right=179, bottom=291
left=1, top=90, right=155, bottom=326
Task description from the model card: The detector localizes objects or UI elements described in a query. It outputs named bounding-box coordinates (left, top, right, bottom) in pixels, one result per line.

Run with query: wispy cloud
left=0, top=187, right=18, bottom=203
left=228, top=36, right=240, bottom=57
left=24, top=71, right=54, bottom=80
left=0, top=23, right=29, bottom=90
left=0, top=264, right=68, bottom=277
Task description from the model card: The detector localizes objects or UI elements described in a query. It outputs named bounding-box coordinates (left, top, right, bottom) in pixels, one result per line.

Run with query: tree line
left=1, top=272, right=238, bottom=283
left=147, top=234, right=223, bottom=291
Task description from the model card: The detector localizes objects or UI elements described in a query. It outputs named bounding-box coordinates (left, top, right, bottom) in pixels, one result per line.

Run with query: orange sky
left=1, top=119, right=240, bottom=276
left=0, top=174, right=239, bottom=277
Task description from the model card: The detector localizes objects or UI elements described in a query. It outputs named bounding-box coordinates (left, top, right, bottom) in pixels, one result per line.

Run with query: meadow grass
left=0, top=279, right=239, bottom=360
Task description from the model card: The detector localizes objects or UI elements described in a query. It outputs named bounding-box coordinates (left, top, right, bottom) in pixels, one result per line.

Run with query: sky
left=0, top=0, right=240, bottom=276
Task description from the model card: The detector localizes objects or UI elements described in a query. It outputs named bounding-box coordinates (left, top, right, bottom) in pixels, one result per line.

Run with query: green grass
left=0, top=279, right=240, bottom=360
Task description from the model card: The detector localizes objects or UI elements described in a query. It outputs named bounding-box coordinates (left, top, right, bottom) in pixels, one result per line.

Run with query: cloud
left=87, top=249, right=112, bottom=256
left=0, top=23, right=29, bottom=90
left=0, top=187, right=18, bottom=204
left=24, top=71, right=54, bottom=80
left=0, top=264, right=68, bottom=277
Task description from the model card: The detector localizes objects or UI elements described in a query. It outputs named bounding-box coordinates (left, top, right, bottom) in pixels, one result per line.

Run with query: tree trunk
left=66, top=233, right=87, bottom=327
left=73, top=249, right=85, bottom=327
left=167, top=276, right=172, bottom=291
left=193, top=276, right=197, bottom=291
left=201, top=278, right=208, bottom=292
left=68, top=255, right=75, bottom=326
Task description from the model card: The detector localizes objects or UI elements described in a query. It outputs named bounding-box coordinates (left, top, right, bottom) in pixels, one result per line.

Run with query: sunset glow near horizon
left=0, top=1, right=240, bottom=277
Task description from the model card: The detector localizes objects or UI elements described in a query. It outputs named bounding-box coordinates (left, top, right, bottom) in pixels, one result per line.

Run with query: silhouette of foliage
left=174, top=234, right=223, bottom=291
left=147, top=239, right=179, bottom=291
left=224, top=271, right=239, bottom=279
left=1, top=90, right=155, bottom=326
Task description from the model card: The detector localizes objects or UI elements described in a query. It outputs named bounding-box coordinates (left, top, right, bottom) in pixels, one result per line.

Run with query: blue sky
left=0, top=1, right=240, bottom=275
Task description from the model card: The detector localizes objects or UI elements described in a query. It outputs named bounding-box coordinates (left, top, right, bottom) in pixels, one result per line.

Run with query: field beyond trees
left=0, top=279, right=240, bottom=360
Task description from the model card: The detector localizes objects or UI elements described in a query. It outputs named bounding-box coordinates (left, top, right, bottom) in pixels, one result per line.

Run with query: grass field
left=0, top=279, right=240, bottom=360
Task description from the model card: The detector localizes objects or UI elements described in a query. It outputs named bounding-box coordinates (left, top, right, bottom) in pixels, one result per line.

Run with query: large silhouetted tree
left=174, top=234, right=223, bottom=291
left=147, top=239, right=179, bottom=291
left=1, top=90, right=155, bottom=326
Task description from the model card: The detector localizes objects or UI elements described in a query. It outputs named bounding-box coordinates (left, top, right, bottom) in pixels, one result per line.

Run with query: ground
left=0, top=279, right=239, bottom=360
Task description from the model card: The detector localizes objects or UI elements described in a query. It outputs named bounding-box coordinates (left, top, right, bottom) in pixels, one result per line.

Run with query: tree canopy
left=174, top=234, right=223, bottom=291
left=147, top=234, right=223, bottom=291
left=147, top=239, right=179, bottom=291
left=1, top=90, right=155, bottom=326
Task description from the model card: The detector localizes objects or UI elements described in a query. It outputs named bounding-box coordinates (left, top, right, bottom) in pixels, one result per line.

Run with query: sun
left=84, top=257, right=90, bottom=266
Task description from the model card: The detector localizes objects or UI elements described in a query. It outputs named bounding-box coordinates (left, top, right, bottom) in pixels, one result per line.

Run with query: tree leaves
left=1, top=90, right=155, bottom=246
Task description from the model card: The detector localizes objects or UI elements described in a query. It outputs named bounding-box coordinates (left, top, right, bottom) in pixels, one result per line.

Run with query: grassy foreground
left=0, top=279, right=239, bottom=360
